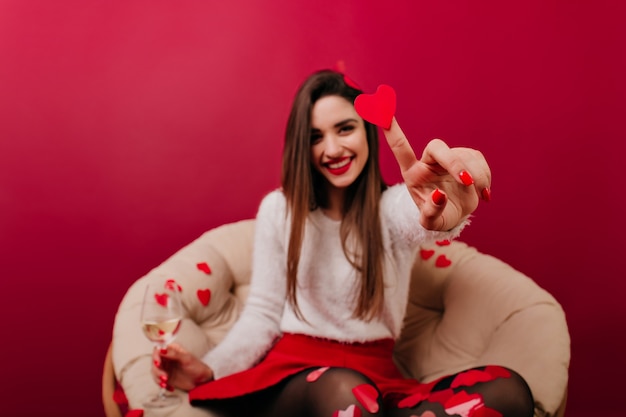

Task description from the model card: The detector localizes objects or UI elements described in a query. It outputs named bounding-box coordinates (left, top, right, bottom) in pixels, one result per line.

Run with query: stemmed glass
left=140, top=281, right=184, bottom=408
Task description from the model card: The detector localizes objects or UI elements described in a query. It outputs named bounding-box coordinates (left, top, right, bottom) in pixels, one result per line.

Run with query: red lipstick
left=325, top=157, right=352, bottom=175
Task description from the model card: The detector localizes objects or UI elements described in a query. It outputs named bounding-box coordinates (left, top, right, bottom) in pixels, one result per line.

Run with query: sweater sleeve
left=201, top=190, right=288, bottom=379
left=381, top=183, right=470, bottom=247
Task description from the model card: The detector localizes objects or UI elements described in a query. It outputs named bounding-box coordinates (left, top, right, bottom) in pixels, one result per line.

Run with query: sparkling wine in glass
left=140, top=281, right=184, bottom=408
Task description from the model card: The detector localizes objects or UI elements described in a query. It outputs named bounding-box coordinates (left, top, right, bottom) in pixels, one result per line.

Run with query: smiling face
left=310, top=95, right=369, bottom=201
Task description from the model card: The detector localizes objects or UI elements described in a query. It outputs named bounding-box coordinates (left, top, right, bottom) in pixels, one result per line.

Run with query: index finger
left=382, top=117, right=419, bottom=173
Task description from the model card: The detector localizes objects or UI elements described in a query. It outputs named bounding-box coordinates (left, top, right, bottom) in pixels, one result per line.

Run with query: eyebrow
left=311, top=118, right=358, bottom=132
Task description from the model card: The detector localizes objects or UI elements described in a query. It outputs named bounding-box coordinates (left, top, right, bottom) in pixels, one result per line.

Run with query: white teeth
left=328, top=159, right=350, bottom=169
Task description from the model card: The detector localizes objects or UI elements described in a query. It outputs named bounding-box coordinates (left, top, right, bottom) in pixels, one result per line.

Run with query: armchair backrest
left=111, top=219, right=569, bottom=416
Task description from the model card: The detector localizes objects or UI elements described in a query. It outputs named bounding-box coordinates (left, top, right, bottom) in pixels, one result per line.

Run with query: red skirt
left=189, top=333, right=432, bottom=406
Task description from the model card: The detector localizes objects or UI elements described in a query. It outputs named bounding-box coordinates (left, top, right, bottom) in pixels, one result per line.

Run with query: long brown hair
left=281, top=70, right=388, bottom=320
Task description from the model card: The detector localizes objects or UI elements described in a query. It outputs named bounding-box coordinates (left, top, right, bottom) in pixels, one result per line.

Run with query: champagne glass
left=140, top=281, right=184, bottom=408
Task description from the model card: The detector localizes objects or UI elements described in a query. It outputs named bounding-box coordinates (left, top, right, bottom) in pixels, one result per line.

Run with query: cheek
left=357, top=135, right=370, bottom=159
left=310, top=146, right=322, bottom=170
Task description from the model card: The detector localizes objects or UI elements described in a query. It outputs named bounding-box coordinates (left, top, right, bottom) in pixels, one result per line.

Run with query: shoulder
left=256, top=189, right=288, bottom=222
left=258, top=189, right=286, bottom=210
left=381, top=183, right=412, bottom=210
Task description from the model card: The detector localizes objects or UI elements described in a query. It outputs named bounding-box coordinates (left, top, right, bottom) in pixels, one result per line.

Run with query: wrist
left=194, top=366, right=214, bottom=386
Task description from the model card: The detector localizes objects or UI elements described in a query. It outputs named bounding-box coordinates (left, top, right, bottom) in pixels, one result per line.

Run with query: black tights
left=204, top=366, right=534, bottom=417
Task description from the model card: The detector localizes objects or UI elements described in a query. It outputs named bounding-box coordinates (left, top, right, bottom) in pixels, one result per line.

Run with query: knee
left=314, top=367, right=376, bottom=394
left=482, top=367, right=534, bottom=417
left=503, top=368, right=534, bottom=416
left=308, top=367, right=383, bottom=415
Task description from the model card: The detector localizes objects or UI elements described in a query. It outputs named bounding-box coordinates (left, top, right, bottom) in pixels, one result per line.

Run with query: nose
left=323, top=134, right=343, bottom=158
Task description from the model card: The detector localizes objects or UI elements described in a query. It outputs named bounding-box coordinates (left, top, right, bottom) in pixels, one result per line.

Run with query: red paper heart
left=435, top=254, right=452, bottom=267
left=332, top=404, right=362, bottom=417
left=197, top=262, right=212, bottom=275
left=112, top=386, right=128, bottom=405
left=125, top=410, right=144, bottom=417
left=352, top=384, right=379, bottom=413
left=397, top=391, right=428, bottom=408
left=354, top=84, right=396, bottom=129
left=445, top=391, right=481, bottom=408
left=154, top=293, right=168, bottom=307
left=420, top=249, right=435, bottom=260
left=435, top=239, right=451, bottom=246
left=451, top=370, right=495, bottom=388
left=445, top=391, right=483, bottom=416
left=485, top=366, right=511, bottom=379
left=427, top=388, right=454, bottom=405
left=398, top=380, right=436, bottom=408
left=164, top=279, right=182, bottom=292
left=473, top=407, right=502, bottom=417
left=343, top=74, right=361, bottom=90
left=306, top=366, right=330, bottom=382
left=197, top=289, right=211, bottom=306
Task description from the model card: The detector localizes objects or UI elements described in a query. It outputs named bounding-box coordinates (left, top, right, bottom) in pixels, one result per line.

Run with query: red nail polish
left=481, top=187, right=492, bottom=202
left=160, top=348, right=168, bottom=355
left=459, top=171, right=474, bottom=186
left=154, top=360, right=160, bottom=368
left=159, top=374, right=168, bottom=382
left=432, top=189, right=446, bottom=205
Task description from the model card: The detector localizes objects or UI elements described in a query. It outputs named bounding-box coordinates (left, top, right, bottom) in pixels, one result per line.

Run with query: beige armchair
left=104, top=219, right=570, bottom=417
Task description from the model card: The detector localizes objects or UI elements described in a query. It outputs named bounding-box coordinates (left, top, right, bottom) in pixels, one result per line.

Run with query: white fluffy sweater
left=203, top=184, right=466, bottom=379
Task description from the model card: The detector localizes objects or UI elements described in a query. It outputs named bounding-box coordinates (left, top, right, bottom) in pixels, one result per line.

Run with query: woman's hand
left=383, top=117, right=492, bottom=231
left=151, top=343, right=214, bottom=391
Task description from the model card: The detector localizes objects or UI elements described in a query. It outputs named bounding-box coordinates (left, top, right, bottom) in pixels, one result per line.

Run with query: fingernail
left=481, top=187, right=492, bottom=202
left=432, top=189, right=446, bottom=205
left=159, top=381, right=167, bottom=388
left=154, top=359, right=160, bottom=368
left=459, top=170, right=474, bottom=186
left=160, top=348, right=168, bottom=355
left=159, top=374, right=168, bottom=382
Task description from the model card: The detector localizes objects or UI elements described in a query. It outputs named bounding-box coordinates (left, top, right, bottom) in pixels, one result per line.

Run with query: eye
left=338, top=124, right=355, bottom=135
left=310, top=132, right=323, bottom=144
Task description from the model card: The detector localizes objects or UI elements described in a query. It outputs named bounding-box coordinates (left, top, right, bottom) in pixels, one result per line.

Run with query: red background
left=1, top=1, right=624, bottom=416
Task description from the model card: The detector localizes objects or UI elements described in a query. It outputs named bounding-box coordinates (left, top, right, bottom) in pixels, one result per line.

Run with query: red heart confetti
left=435, top=254, right=452, bottom=268
left=354, top=84, right=396, bottom=129
left=451, top=370, right=496, bottom=388
left=126, top=410, right=144, bottom=417
left=197, top=289, right=211, bottom=306
left=473, top=407, right=502, bottom=417
left=352, top=384, right=379, bottom=413
left=485, top=366, right=511, bottom=379
left=333, top=404, right=362, bottom=417
left=334, top=59, right=347, bottom=73
left=306, top=366, right=330, bottom=382
left=398, top=380, right=437, bottom=408
left=420, top=249, right=435, bottom=260
left=197, top=262, right=212, bottom=275
left=164, top=279, right=182, bottom=292
left=427, top=388, right=454, bottom=405
left=397, top=391, right=428, bottom=408
left=333, top=60, right=362, bottom=90
left=435, top=239, right=451, bottom=246
left=112, top=386, right=128, bottom=405
left=154, top=293, right=168, bottom=307
left=344, top=75, right=361, bottom=90
left=445, top=391, right=484, bottom=417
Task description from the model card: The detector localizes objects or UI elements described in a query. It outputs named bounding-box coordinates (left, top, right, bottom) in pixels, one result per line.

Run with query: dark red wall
left=1, top=1, right=624, bottom=415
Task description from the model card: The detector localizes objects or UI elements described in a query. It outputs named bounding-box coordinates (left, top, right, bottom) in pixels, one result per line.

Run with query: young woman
left=152, top=70, right=534, bottom=417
